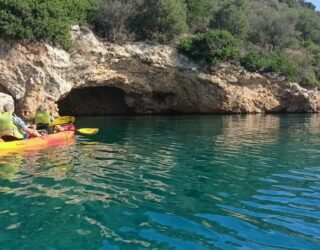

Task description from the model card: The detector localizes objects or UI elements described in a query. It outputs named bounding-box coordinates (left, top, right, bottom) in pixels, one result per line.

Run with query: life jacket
left=35, top=111, right=51, bottom=125
left=0, top=112, right=24, bottom=139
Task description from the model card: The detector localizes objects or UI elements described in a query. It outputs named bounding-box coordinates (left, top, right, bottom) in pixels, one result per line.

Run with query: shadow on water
left=0, top=114, right=320, bottom=249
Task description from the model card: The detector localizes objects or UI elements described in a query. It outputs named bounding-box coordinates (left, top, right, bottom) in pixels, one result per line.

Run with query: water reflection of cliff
left=216, top=115, right=281, bottom=149
left=214, top=114, right=320, bottom=150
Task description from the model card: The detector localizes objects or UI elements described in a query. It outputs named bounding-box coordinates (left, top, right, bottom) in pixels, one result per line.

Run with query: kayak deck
left=0, top=131, right=75, bottom=153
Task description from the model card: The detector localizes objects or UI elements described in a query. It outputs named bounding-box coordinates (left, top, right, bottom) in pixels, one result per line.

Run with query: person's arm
left=55, top=125, right=65, bottom=132
left=13, top=116, right=42, bottom=137
left=25, top=127, right=42, bottom=137
left=51, top=116, right=65, bottom=132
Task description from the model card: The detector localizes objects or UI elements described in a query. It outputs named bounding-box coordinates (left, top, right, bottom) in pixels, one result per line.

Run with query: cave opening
left=58, top=86, right=133, bottom=116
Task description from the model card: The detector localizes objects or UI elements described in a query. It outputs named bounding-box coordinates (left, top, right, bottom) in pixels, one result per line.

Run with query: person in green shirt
left=35, top=104, right=65, bottom=134
left=0, top=103, right=41, bottom=141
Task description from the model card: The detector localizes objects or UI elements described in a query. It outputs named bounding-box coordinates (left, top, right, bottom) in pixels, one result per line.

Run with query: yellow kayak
left=0, top=130, right=75, bottom=154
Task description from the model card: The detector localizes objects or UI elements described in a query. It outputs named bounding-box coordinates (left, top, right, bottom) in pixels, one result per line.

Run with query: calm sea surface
left=0, top=115, right=320, bottom=250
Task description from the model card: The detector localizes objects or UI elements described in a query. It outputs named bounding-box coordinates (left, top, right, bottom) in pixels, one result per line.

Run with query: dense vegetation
left=0, top=0, right=319, bottom=87
left=0, top=0, right=95, bottom=48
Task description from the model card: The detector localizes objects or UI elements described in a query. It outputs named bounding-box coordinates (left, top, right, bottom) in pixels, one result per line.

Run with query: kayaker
left=35, top=104, right=64, bottom=134
left=0, top=103, right=41, bottom=141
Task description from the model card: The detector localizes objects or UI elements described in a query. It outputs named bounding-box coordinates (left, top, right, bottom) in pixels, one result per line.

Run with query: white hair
left=37, top=104, right=49, bottom=112
left=3, top=103, right=14, bottom=112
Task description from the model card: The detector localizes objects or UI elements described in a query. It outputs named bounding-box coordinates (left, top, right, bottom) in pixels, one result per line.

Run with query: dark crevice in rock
left=0, top=84, right=11, bottom=96
left=58, top=86, right=133, bottom=115
left=0, top=40, right=14, bottom=59
left=125, top=92, right=181, bottom=114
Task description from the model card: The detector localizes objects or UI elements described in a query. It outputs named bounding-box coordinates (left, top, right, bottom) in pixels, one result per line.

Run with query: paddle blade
left=77, top=128, right=99, bottom=135
left=50, top=116, right=75, bottom=126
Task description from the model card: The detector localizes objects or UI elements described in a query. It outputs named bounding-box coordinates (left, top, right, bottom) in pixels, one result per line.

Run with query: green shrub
left=300, top=70, right=318, bottom=87
left=264, top=52, right=298, bottom=81
left=0, top=0, right=95, bottom=49
left=313, top=51, right=320, bottom=80
left=179, top=30, right=240, bottom=67
left=179, top=37, right=193, bottom=53
left=297, top=48, right=320, bottom=87
left=241, top=52, right=267, bottom=72
left=241, top=51, right=300, bottom=82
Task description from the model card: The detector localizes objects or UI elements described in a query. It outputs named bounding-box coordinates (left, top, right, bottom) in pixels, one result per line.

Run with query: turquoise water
left=0, top=115, right=320, bottom=249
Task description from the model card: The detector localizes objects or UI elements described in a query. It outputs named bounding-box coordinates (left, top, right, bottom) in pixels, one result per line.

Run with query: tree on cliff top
left=133, top=0, right=188, bottom=43
left=211, top=0, right=250, bottom=39
left=248, top=5, right=298, bottom=51
left=185, top=0, right=217, bottom=33
left=90, top=0, right=139, bottom=42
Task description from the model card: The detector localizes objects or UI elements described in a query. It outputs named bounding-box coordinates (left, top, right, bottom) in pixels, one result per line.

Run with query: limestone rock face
left=0, top=26, right=319, bottom=119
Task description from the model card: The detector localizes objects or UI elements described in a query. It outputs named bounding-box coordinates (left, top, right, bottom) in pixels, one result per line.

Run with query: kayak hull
left=0, top=131, right=75, bottom=153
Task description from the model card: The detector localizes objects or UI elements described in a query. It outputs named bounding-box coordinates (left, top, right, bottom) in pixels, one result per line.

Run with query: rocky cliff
left=0, top=26, right=320, bottom=120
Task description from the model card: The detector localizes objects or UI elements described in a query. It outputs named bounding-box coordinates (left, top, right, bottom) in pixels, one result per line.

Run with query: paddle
left=51, top=117, right=99, bottom=135
left=50, top=116, right=75, bottom=126
left=77, top=128, right=99, bottom=135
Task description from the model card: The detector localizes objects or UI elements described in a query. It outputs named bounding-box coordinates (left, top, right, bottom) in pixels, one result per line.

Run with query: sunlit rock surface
left=0, top=26, right=319, bottom=119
